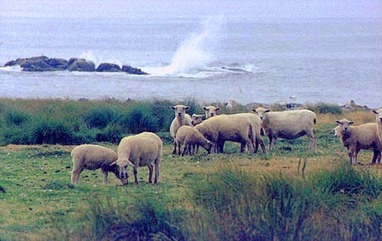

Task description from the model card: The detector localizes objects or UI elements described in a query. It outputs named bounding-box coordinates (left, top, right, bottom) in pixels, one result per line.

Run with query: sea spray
left=145, top=15, right=225, bottom=76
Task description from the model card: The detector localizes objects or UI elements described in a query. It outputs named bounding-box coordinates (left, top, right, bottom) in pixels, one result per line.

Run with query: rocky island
left=4, top=56, right=148, bottom=75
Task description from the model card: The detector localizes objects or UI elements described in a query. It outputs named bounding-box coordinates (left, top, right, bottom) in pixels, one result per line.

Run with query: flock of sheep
left=70, top=104, right=382, bottom=185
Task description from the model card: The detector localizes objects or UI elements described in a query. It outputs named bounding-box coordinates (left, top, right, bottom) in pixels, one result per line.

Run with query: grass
left=0, top=99, right=381, bottom=240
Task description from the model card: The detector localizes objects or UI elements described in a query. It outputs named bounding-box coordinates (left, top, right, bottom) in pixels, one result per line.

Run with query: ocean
left=0, top=1, right=381, bottom=108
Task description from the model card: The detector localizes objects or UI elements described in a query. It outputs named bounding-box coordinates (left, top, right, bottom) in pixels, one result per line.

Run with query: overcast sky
left=1, top=0, right=381, bottom=19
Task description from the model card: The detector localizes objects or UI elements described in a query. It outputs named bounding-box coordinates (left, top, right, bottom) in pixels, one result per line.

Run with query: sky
left=1, top=0, right=381, bottom=19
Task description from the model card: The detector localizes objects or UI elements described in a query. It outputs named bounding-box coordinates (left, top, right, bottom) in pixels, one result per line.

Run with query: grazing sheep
left=335, top=119, right=381, bottom=164
left=372, top=108, right=382, bottom=143
left=234, top=113, right=266, bottom=154
left=115, top=132, right=162, bottom=184
left=170, top=104, right=192, bottom=155
left=175, top=125, right=212, bottom=156
left=71, top=144, right=128, bottom=185
left=195, top=114, right=255, bottom=153
left=203, top=105, right=221, bottom=119
left=253, top=107, right=317, bottom=150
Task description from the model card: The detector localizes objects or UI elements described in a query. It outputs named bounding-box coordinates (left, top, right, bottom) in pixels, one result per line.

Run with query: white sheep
left=170, top=104, right=192, bottom=155
left=372, top=108, right=382, bottom=143
left=195, top=114, right=255, bottom=153
left=335, top=119, right=381, bottom=164
left=71, top=144, right=128, bottom=185
left=203, top=105, right=221, bottom=119
left=253, top=107, right=317, bottom=150
left=234, top=113, right=266, bottom=154
left=175, top=125, right=212, bottom=156
left=115, top=132, right=163, bottom=184
left=191, top=114, right=204, bottom=126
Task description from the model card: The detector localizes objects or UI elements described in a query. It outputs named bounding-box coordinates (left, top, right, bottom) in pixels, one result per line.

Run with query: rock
left=47, top=58, right=68, bottom=70
left=21, top=59, right=55, bottom=72
left=122, top=65, right=148, bottom=75
left=67, top=58, right=95, bottom=72
left=96, top=63, right=122, bottom=72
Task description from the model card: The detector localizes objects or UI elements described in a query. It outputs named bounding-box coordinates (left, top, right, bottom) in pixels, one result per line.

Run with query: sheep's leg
left=133, top=166, right=139, bottom=184
left=102, top=169, right=109, bottom=183
left=148, top=164, right=153, bottom=183
left=268, top=135, right=276, bottom=150
left=257, top=135, right=266, bottom=154
left=181, top=145, right=188, bottom=156
left=154, top=158, right=159, bottom=183
left=371, top=150, right=379, bottom=164
left=307, top=132, right=316, bottom=150
left=71, top=167, right=83, bottom=184
left=172, top=141, right=177, bottom=155
left=377, top=151, right=382, bottom=164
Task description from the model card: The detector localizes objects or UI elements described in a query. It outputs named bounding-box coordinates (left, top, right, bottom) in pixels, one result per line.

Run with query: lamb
left=334, top=119, right=381, bottom=164
left=170, top=104, right=192, bottom=155
left=175, top=125, right=212, bottom=156
left=203, top=105, right=221, bottom=119
left=195, top=114, right=256, bottom=153
left=253, top=107, right=317, bottom=150
left=372, top=108, right=382, bottom=143
left=71, top=144, right=128, bottom=185
left=114, top=132, right=162, bottom=184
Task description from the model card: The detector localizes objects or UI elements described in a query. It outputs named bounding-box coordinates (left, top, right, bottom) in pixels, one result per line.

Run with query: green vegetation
left=0, top=98, right=381, bottom=240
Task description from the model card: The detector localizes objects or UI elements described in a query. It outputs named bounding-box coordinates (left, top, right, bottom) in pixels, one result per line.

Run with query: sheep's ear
left=215, top=107, right=221, bottom=111
left=110, top=161, right=117, bottom=166
left=171, top=106, right=176, bottom=110
left=185, top=106, right=190, bottom=110
left=252, top=108, right=257, bottom=113
left=264, top=109, right=271, bottom=113
left=127, top=160, right=135, bottom=167
left=372, top=109, right=378, bottom=114
left=349, top=121, right=354, bottom=125
left=335, top=120, right=341, bottom=125
left=203, top=106, right=208, bottom=111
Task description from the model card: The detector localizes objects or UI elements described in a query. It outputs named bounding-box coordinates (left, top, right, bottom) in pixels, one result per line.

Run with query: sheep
left=170, top=104, right=192, bottom=155
left=114, top=132, right=162, bottom=184
left=191, top=114, right=204, bottom=126
left=71, top=144, right=128, bottom=185
left=175, top=125, right=212, bottom=156
left=195, top=114, right=256, bottom=153
left=234, top=113, right=266, bottom=154
left=253, top=107, right=317, bottom=150
left=372, top=108, right=382, bottom=143
left=203, top=105, right=221, bottom=119
left=334, top=119, right=381, bottom=164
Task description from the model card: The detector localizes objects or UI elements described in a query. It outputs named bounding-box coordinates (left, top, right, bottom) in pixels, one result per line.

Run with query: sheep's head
left=171, top=104, right=190, bottom=119
left=205, top=140, right=213, bottom=154
left=372, top=109, right=382, bottom=124
left=252, top=107, right=270, bottom=121
left=191, top=114, right=203, bottom=126
left=112, top=159, right=134, bottom=185
left=203, top=105, right=220, bottom=119
left=336, top=119, right=354, bottom=133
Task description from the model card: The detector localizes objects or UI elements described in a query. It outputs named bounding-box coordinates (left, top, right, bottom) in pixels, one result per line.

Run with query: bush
left=85, top=107, right=122, bottom=129
left=125, top=103, right=159, bottom=134
left=4, top=109, right=30, bottom=126
left=29, top=118, right=74, bottom=145
left=308, top=102, right=343, bottom=115
left=86, top=195, right=185, bottom=241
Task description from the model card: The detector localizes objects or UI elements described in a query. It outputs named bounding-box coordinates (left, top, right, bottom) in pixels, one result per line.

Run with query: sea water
left=0, top=2, right=381, bottom=108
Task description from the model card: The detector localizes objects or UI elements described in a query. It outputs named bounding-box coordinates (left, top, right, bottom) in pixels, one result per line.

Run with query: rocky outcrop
left=96, top=63, right=122, bottom=72
left=3, top=56, right=148, bottom=75
left=67, top=58, right=95, bottom=72
left=122, top=65, right=148, bottom=75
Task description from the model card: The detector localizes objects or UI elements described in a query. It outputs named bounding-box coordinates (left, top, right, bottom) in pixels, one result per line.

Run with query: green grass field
left=0, top=99, right=382, bottom=240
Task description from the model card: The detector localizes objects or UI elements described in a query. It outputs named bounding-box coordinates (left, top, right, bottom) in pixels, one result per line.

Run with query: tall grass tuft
left=125, top=102, right=160, bottom=134
left=86, top=194, right=185, bottom=241
left=29, top=118, right=74, bottom=145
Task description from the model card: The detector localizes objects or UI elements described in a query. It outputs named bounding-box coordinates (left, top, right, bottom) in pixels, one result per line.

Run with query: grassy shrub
left=4, top=108, right=30, bottom=126
left=124, top=102, right=160, bottom=134
left=86, top=195, right=185, bottom=241
left=85, top=106, right=122, bottom=129
left=308, top=102, right=343, bottom=115
left=29, top=118, right=74, bottom=145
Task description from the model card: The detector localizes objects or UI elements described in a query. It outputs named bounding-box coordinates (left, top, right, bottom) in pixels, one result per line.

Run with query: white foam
left=144, top=15, right=225, bottom=77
